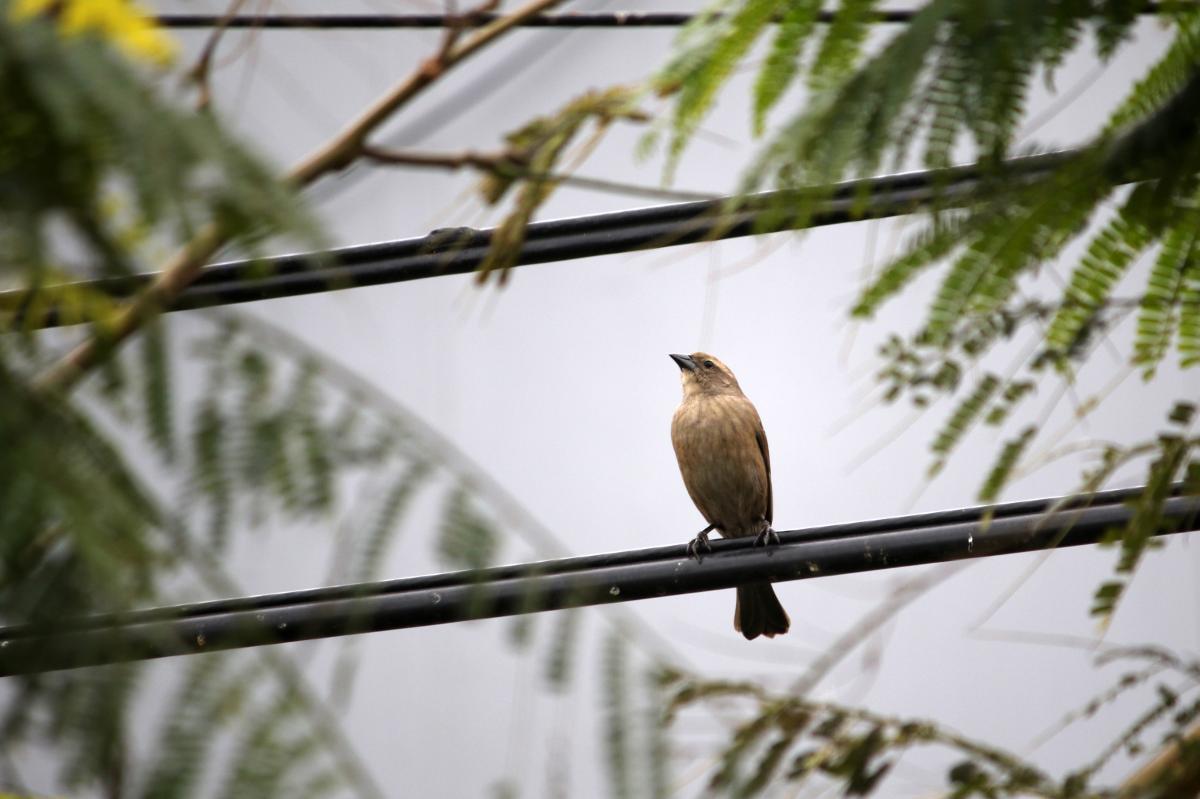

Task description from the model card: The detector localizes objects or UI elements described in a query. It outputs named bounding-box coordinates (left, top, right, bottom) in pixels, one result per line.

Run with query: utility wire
left=0, top=485, right=1196, bottom=676
left=155, top=5, right=1176, bottom=29
left=1, top=149, right=1079, bottom=329
left=149, top=11, right=929, bottom=29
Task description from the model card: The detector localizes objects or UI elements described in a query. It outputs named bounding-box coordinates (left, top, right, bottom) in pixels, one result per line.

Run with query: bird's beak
left=670, top=353, right=697, bottom=372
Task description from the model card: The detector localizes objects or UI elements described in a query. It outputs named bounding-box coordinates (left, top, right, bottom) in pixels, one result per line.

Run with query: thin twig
left=186, top=0, right=249, bottom=112
left=361, top=144, right=719, bottom=202
left=1119, top=720, right=1200, bottom=797
left=788, top=563, right=969, bottom=696
left=34, top=0, right=569, bottom=394
left=210, top=308, right=690, bottom=670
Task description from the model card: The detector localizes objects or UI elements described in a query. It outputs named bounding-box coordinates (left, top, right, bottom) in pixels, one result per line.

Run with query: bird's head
left=670, top=352, right=741, bottom=397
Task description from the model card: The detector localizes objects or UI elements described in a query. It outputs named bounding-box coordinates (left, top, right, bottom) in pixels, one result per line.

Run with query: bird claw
left=687, top=527, right=713, bottom=562
left=754, top=525, right=779, bottom=547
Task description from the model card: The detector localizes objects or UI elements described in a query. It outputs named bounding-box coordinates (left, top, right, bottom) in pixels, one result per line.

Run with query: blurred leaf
left=438, top=484, right=499, bottom=571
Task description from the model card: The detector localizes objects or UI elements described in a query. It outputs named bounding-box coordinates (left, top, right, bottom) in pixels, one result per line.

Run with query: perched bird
left=669, top=353, right=790, bottom=640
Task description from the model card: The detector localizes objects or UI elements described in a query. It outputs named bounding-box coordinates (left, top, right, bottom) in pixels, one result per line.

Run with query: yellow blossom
left=11, top=0, right=177, bottom=66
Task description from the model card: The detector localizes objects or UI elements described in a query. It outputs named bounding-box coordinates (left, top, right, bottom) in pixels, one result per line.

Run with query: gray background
left=35, top=2, right=1200, bottom=796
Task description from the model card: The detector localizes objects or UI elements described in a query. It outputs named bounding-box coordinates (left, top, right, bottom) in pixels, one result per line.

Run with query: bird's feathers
left=671, top=392, right=770, bottom=538
left=670, top=352, right=790, bottom=640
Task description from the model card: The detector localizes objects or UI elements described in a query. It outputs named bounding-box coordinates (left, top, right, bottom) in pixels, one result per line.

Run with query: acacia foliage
left=653, top=0, right=1200, bottom=620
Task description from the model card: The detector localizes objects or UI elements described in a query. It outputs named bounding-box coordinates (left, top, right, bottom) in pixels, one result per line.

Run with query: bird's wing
left=753, top=413, right=772, bottom=526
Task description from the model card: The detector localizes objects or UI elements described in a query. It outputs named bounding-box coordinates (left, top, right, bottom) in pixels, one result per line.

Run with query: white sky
left=28, top=3, right=1200, bottom=797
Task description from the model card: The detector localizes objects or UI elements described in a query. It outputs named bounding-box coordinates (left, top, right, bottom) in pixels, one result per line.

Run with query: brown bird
left=669, top=352, right=790, bottom=640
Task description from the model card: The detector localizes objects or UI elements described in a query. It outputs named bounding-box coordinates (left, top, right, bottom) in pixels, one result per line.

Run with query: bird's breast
left=671, top=394, right=769, bottom=538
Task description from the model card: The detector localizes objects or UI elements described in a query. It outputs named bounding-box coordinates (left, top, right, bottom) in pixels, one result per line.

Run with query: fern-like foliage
left=752, top=0, right=823, bottom=134
left=544, top=608, right=582, bottom=691
left=3, top=300, right=632, bottom=797
left=654, top=0, right=1200, bottom=522
left=604, top=632, right=634, bottom=799
left=438, top=485, right=500, bottom=571
left=1134, top=220, right=1197, bottom=373
left=598, top=633, right=675, bottom=799
left=1087, top=403, right=1197, bottom=618
left=659, top=0, right=1178, bottom=189
left=0, top=0, right=314, bottom=315
left=0, top=310, right=427, bottom=797
left=1045, top=185, right=1158, bottom=356
left=979, top=426, right=1038, bottom=503
left=660, top=650, right=1200, bottom=798
left=0, top=4, right=678, bottom=798
left=660, top=670, right=1055, bottom=798
left=927, top=373, right=1000, bottom=477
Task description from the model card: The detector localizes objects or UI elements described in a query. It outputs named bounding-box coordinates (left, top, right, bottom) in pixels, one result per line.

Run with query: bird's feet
left=753, top=523, right=779, bottom=548
left=687, top=524, right=714, bottom=562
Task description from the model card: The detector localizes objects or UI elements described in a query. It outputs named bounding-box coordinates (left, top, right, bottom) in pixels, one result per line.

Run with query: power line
left=0, top=485, right=1195, bottom=676
left=154, top=5, right=1177, bottom=29
left=149, top=10, right=933, bottom=29
left=0, top=150, right=1079, bottom=329
left=10, top=13, right=1193, bottom=328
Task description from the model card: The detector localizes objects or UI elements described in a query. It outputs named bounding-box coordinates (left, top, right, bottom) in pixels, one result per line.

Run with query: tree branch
left=1120, top=722, right=1200, bottom=797
left=360, top=144, right=719, bottom=202
left=34, top=0, right=568, bottom=395
left=185, top=0, right=249, bottom=112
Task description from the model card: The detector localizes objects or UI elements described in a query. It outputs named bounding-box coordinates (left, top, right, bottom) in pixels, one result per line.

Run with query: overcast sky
left=34, top=2, right=1200, bottom=796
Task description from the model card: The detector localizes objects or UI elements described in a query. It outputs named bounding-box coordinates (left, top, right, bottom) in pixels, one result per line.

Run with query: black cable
left=0, top=480, right=1152, bottom=636
left=155, top=6, right=1176, bottom=29
left=153, top=10, right=925, bottom=29
left=305, top=2, right=621, bottom=207
left=0, top=150, right=1078, bottom=329
left=0, top=486, right=1195, bottom=676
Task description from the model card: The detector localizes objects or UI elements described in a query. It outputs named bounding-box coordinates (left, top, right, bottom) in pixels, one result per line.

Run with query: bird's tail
left=734, top=583, right=790, bottom=640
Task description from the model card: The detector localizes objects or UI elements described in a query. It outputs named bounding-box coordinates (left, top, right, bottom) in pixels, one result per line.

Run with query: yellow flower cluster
left=11, top=0, right=178, bottom=65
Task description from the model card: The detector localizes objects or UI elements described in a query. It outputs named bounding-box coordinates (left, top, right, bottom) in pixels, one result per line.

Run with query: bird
left=669, top=352, right=790, bottom=640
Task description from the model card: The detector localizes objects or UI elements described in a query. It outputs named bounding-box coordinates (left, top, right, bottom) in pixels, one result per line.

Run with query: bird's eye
left=703, top=360, right=715, bottom=369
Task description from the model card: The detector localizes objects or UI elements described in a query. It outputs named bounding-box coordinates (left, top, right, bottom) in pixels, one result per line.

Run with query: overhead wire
left=153, top=6, right=1176, bottom=29
left=0, top=484, right=1195, bottom=675
left=1, top=149, right=1081, bottom=329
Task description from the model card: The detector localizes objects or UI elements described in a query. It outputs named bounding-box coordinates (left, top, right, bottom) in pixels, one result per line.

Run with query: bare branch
left=360, top=144, right=719, bottom=202
left=34, top=0, right=569, bottom=394
left=1120, top=721, right=1200, bottom=797
left=185, top=0, right=249, bottom=112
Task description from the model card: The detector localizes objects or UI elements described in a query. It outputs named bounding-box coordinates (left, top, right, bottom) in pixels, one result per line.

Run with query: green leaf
left=923, top=42, right=966, bottom=169
left=807, top=0, right=881, bottom=92
left=1092, top=428, right=1192, bottom=619
left=928, top=373, right=1001, bottom=476
left=978, top=426, right=1036, bottom=502
left=1106, top=11, right=1200, bottom=134
left=1134, top=206, right=1200, bottom=375
left=544, top=608, right=582, bottom=692
left=713, top=711, right=777, bottom=790
left=603, top=631, right=634, bottom=799
left=138, top=657, right=241, bottom=799
left=644, top=666, right=672, bottom=799
left=354, top=461, right=431, bottom=582
left=1045, top=191, right=1157, bottom=356
left=752, top=0, right=822, bottom=134
left=1168, top=401, right=1196, bottom=427
left=853, top=215, right=968, bottom=318
left=140, top=319, right=174, bottom=462
left=1179, top=231, right=1200, bottom=367
left=666, top=0, right=784, bottom=169
left=739, top=733, right=795, bottom=797
left=438, top=485, right=499, bottom=571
